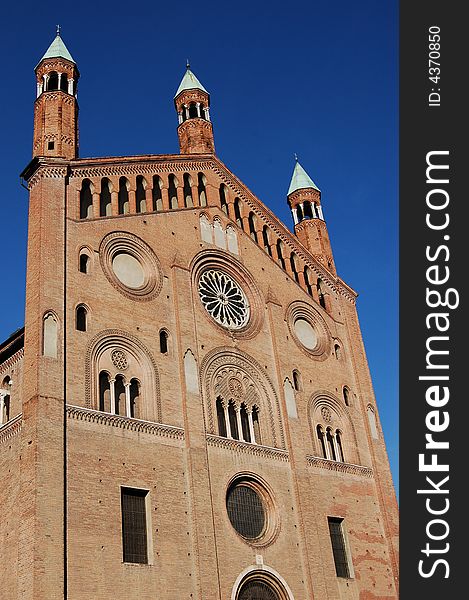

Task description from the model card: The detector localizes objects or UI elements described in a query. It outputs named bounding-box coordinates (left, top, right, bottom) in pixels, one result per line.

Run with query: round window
left=198, top=270, right=249, bottom=329
left=112, top=253, right=145, bottom=289
left=293, top=318, right=317, bottom=350
left=227, top=484, right=265, bottom=540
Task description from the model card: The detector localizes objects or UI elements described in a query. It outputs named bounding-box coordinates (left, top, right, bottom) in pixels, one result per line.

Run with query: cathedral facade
left=0, top=33, right=399, bottom=599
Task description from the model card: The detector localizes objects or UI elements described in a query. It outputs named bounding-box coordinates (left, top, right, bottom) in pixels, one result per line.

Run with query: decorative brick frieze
left=66, top=405, right=184, bottom=441
left=206, top=434, right=289, bottom=462
left=306, top=455, right=373, bottom=478
left=0, top=413, right=23, bottom=445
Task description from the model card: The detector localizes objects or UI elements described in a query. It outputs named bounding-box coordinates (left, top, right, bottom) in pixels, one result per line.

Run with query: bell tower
left=288, top=159, right=336, bottom=274
left=174, top=63, right=214, bottom=154
left=33, top=28, right=79, bottom=159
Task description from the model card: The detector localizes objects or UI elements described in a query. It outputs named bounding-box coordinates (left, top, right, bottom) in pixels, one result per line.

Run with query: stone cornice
left=0, top=413, right=22, bottom=445
left=66, top=405, right=184, bottom=441
left=306, top=455, right=373, bottom=477
left=206, top=434, right=289, bottom=462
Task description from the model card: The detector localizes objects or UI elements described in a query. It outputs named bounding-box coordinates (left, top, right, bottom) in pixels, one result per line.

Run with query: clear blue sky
left=0, top=1, right=398, bottom=493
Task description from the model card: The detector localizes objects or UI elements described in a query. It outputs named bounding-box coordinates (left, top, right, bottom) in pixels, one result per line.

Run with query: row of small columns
left=177, top=103, right=211, bottom=124
left=318, top=426, right=344, bottom=462
left=37, top=73, right=75, bottom=97
left=291, top=202, right=324, bottom=225
left=221, top=400, right=257, bottom=444
left=79, top=175, right=213, bottom=219
left=105, top=378, right=135, bottom=418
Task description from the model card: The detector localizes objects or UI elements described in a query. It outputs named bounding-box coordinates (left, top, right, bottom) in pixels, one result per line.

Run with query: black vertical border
left=400, top=2, right=465, bottom=596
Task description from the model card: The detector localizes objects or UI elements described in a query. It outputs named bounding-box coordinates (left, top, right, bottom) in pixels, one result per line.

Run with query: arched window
left=168, top=174, right=178, bottom=209
left=99, top=371, right=111, bottom=412
left=303, top=201, right=314, bottom=219
left=262, top=226, right=272, bottom=256
left=47, top=71, right=59, bottom=91
left=292, top=369, right=302, bottom=392
left=79, top=179, right=93, bottom=219
left=159, top=330, right=169, bottom=354
left=1, top=376, right=11, bottom=425
left=343, top=386, right=351, bottom=406
left=100, top=178, right=112, bottom=216
left=248, top=212, right=258, bottom=242
left=43, top=312, right=58, bottom=358
left=152, top=176, right=163, bottom=211
left=367, top=406, right=379, bottom=439
left=336, top=430, right=345, bottom=462
left=216, top=397, right=227, bottom=437
left=219, top=184, right=229, bottom=215
left=79, top=252, right=90, bottom=274
left=114, top=375, right=126, bottom=416
left=296, top=204, right=303, bottom=222
left=317, top=425, right=327, bottom=458
left=290, top=253, right=299, bottom=283
left=304, top=267, right=313, bottom=296
left=130, top=378, right=140, bottom=419
left=136, top=176, right=147, bottom=213
left=234, top=198, right=243, bottom=229
left=183, top=173, right=193, bottom=207
left=334, top=343, right=342, bottom=360
left=228, top=401, right=239, bottom=440
left=188, top=102, right=198, bottom=119
left=240, top=403, right=251, bottom=443
left=76, top=305, right=87, bottom=332
left=276, top=240, right=286, bottom=270
left=237, top=575, right=288, bottom=600
left=60, top=73, right=68, bottom=92
left=198, top=173, right=207, bottom=207
left=317, top=278, right=326, bottom=309
left=118, top=177, right=130, bottom=214
left=326, top=427, right=337, bottom=461
left=252, top=406, right=261, bottom=444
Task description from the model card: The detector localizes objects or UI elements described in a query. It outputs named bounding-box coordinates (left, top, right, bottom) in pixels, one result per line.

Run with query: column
left=161, top=186, right=170, bottom=211
left=124, top=382, right=132, bottom=418
left=68, top=78, right=74, bottom=95
left=57, top=73, right=62, bottom=90
left=178, top=111, right=183, bottom=125
left=92, top=192, right=100, bottom=218
left=247, top=409, right=256, bottom=444
left=224, top=403, right=232, bottom=439
left=317, top=205, right=325, bottom=220
left=196, top=102, right=201, bottom=117
left=176, top=185, right=185, bottom=209
left=109, top=379, right=116, bottom=415
left=191, top=183, right=199, bottom=207
left=128, top=189, right=137, bottom=214
left=331, top=431, right=340, bottom=463
left=235, top=406, right=243, bottom=442
left=204, top=107, right=211, bottom=121
left=291, top=208, right=299, bottom=225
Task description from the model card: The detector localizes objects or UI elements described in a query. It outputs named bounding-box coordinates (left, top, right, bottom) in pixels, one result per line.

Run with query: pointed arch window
left=216, top=397, right=227, bottom=437
left=152, top=176, right=163, bottom=211
left=234, top=198, right=243, bottom=229
left=326, top=427, right=337, bottom=461
left=248, top=213, right=258, bottom=242
left=99, top=371, right=111, bottom=412
left=262, top=226, right=272, bottom=256
left=317, top=425, right=327, bottom=458
left=129, top=378, right=140, bottom=419
left=317, top=279, right=326, bottom=309
left=188, top=102, right=198, bottom=119
left=292, top=369, right=302, bottom=392
left=60, top=73, right=68, bottom=92
left=100, top=178, right=112, bottom=217
left=304, top=267, right=313, bottom=296
left=0, top=376, right=11, bottom=425
left=118, top=177, right=130, bottom=214
left=276, top=240, right=285, bottom=270
left=336, top=430, right=345, bottom=462
left=240, top=403, right=251, bottom=443
left=136, top=176, right=147, bottom=213
left=343, top=386, right=351, bottom=406
left=79, top=252, right=90, bottom=274
left=198, top=173, right=207, bottom=207
left=159, top=330, right=169, bottom=354
left=290, top=253, right=299, bottom=283
left=47, top=71, right=59, bottom=91
left=228, top=401, right=239, bottom=440
left=80, top=179, right=93, bottom=219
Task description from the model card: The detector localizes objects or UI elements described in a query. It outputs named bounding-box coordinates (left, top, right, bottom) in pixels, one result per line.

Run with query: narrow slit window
left=328, top=517, right=352, bottom=578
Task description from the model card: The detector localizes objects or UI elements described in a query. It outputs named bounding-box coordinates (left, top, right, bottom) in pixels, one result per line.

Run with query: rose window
left=198, top=270, right=249, bottom=329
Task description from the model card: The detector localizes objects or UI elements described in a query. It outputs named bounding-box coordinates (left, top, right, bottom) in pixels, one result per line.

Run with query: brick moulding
left=306, top=455, right=373, bottom=477
left=206, top=434, right=289, bottom=462
left=66, top=405, right=184, bottom=440
left=0, top=413, right=23, bottom=444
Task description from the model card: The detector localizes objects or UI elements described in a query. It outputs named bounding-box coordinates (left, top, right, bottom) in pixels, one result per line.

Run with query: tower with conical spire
left=174, top=63, right=214, bottom=154
left=288, top=159, right=336, bottom=274
left=33, top=28, right=79, bottom=159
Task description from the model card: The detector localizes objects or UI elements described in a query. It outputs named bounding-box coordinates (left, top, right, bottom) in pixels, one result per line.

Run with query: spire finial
left=294, top=152, right=298, bottom=162
left=56, top=24, right=61, bottom=36
left=186, top=58, right=190, bottom=70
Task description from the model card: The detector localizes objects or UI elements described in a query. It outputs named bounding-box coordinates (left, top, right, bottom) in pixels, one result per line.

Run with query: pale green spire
left=288, top=159, right=320, bottom=195
left=175, top=63, right=208, bottom=98
left=39, top=27, right=75, bottom=65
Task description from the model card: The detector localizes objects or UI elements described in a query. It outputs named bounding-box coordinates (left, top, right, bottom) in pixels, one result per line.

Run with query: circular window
left=198, top=270, right=249, bottom=329
left=100, top=232, right=162, bottom=301
left=293, top=318, right=317, bottom=350
left=226, top=476, right=279, bottom=547
left=112, top=253, right=145, bottom=289
left=227, top=484, right=265, bottom=539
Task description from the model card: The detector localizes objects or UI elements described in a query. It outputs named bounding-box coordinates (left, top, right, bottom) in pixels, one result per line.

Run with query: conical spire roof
left=288, top=160, right=320, bottom=195
left=38, top=30, right=75, bottom=65
left=175, top=64, right=208, bottom=98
